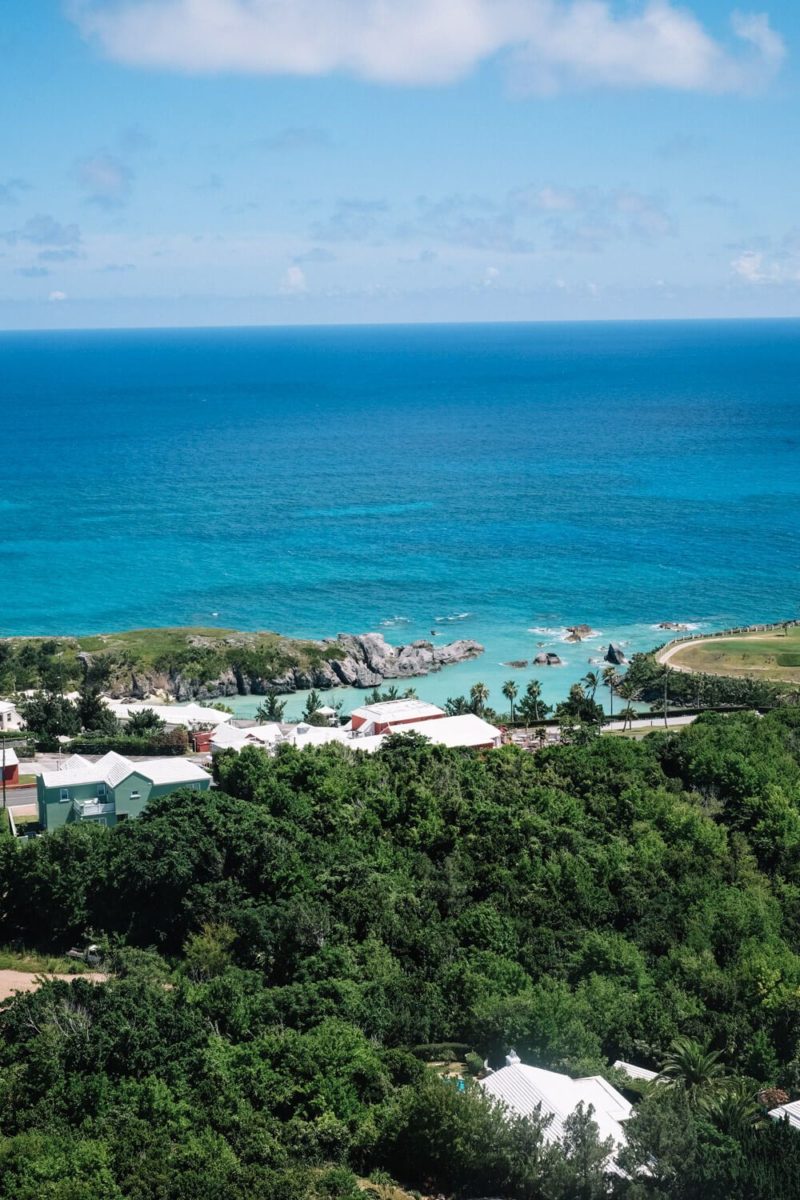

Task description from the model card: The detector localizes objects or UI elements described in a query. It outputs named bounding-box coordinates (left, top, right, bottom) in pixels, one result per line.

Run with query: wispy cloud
left=15, top=265, right=51, bottom=278
left=76, top=152, right=134, bottom=207
left=257, top=127, right=331, bottom=151
left=510, top=184, right=675, bottom=249
left=69, top=1, right=784, bottom=93
left=1, top=214, right=82, bottom=248
left=293, top=246, right=338, bottom=263
left=280, top=264, right=308, bottom=294
left=312, top=198, right=389, bottom=242
left=0, top=178, right=31, bottom=205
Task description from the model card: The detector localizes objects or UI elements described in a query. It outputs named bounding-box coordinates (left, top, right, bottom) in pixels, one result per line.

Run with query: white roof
left=106, top=701, right=233, bottom=727
left=480, top=1062, right=631, bottom=1161
left=314, top=705, right=337, bottom=716
left=289, top=724, right=350, bottom=748
left=41, top=750, right=209, bottom=790
left=0, top=700, right=18, bottom=713
left=2, top=747, right=19, bottom=767
left=394, top=713, right=502, bottom=748
left=41, top=750, right=133, bottom=790
left=350, top=698, right=444, bottom=724
left=613, top=1061, right=658, bottom=1083
left=136, top=758, right=211, bottom=786
left=769, top=1099, right=800, bottom=1129
left=211, top=723, right=282, bottom=750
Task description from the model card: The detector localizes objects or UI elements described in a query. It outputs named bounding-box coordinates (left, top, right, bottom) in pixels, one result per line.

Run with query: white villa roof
left=0, top=700, right=18, bottom=714
left=2, top=747, right=19, bottom=767
left=41, top=750, right=133, bottom=790
left=480, top=1062, right=631, bottom=1160
left=105, top=700, right=233, bottom=727
left=613, top=1061, right=658, bottom=1084
left=211, top=723, right=282, bottom=750
left=289, top=724, right=350, bottom=748
left=136, top=758, right=211, bottom=786
left=392, top=713, right=502, bottom=748
left=41, top=750, right=209, bottom=790
left=350, top=698, right=444, bottom=724
left=769, top=1099, right=800, bottom=1129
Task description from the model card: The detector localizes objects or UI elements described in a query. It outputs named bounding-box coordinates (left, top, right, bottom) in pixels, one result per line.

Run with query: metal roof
left=480, top=1062, right=631, bottom=1157
left=769, top=1099, right=800, bottom=1129
left=350, top=699, right=444, bottom=723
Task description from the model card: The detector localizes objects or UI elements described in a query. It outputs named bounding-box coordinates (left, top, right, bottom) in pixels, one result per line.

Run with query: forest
left=2, top=710, right=800, bottom=1198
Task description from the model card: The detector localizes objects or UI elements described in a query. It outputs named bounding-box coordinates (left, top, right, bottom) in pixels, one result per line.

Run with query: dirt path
left=0, top=969, right=107, bottom=1002
left=656, top=637, right=721, bottom=674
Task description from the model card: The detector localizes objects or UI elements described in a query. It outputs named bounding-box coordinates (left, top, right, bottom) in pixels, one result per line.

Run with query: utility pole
left=1, top=733, right=6, bottom=811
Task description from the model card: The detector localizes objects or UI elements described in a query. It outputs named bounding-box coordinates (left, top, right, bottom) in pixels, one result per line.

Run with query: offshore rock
left=605, top=644, right=627, bottom=666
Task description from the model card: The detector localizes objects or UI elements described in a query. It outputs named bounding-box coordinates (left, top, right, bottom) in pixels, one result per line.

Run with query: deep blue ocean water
left=2, top=320, right=799, bottom=717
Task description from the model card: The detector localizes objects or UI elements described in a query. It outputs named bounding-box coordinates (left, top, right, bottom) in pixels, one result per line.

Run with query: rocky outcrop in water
left=104, top=632, right=484, bottom=701
left=605, top=643, right=627, bottom=665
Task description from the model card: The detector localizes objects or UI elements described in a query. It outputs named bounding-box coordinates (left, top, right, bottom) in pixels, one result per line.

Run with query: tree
left=302, top=689, right=323, bottom=722
left=444, top=695, right=470, bottom=716
left=470, top=682, right=489, bottom=716
left=19, top=691, right=81, bottom=739
left=658, top=1036, right=729, bottom=1102
left=502, top=680, right=519, bottom=723
left=602, top=666, right=618, bottom=718
left=76, top=684, right=119, bottom=734
left=518, top=679, right=549, bottom=726
left=582, top=671, right=600, bottom=701
left=256, top=694, right=287, bottom=722
left=125, top=708, right=166, bottom=736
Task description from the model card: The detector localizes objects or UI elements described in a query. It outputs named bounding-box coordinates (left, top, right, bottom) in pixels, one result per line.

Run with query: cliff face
left=104, top=632, right=484, bottom=700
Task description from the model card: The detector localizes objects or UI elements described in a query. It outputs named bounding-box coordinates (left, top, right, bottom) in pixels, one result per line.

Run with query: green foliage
left=125, top=708, right=167, bottom=736
left=1, top=712, right=800, bottom=1195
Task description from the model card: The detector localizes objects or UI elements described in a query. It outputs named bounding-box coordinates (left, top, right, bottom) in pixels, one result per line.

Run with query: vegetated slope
left=663, top=626, right=800, bottom=685
left=3, top=712, right=800, bottom=1197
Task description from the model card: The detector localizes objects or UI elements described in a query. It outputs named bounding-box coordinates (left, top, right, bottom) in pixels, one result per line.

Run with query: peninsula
left=0, top=627, right=484, bottom=701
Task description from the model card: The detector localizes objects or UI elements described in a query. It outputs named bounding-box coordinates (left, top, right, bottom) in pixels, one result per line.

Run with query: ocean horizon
left=3, top=318, right=799, bottom=718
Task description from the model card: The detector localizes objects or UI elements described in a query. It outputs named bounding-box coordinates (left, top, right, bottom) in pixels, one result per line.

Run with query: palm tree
left=658, top=1036, right=728, bottom=1102
left=470, top=682, right=489, bottom=716
left=616, top=678, right=636, bottom=727
left=699, top=1080, right=768, bottom=1134
left=582, top=671, right=600, bottom=700
left=620, top=705, right=637, bottom=732
left=502, top=679, right=518, bottom=723
left=602, top=666, right=618, bottom=718
left=445, top=696, right=470, bottom=716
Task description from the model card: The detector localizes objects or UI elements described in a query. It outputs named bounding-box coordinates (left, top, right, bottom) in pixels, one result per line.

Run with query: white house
left=395, top=713, right=502, bottom=749
left=480, top=1056, right=632, bottom=1172
left=349, top=698, right=445, bottom=735
left=105, top=700, right=234, bottom=730
left=0, top=699, right=23, bottom=731
left=210, top=722, right=283, bottom=752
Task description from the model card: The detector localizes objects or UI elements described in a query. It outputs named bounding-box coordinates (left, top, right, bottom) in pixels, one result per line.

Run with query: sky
left=1, top=0, right=799, bottom=328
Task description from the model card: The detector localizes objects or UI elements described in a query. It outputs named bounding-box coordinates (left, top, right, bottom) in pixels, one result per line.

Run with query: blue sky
left=1, top=0, right=799, bottom=327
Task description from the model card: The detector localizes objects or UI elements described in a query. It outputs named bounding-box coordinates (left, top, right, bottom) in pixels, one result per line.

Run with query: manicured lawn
left=668, top=626, right=800, bottom=684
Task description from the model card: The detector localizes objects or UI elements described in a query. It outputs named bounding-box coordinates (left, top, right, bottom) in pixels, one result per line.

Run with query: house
left=393, top=713, right=502, bottom=749
left=1, top=745, right=19, bottom=787
left=768, top=1098, right=800, bottom=1129
left=349, top=698, right=444, bottom=735
left=104, top=701, right=234, bottom=730
left=210, top=722, right=283, bottom=753
left=480, top=1055, right=632, bottom=1172
left=613, top=1061, right=658, bottom=1084
left=37, top=751, right=210, bottom=831
left=0, top=699, right=23, bottom=731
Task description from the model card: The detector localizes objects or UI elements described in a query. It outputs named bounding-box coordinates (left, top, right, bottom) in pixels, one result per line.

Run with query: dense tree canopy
left=3, top=711, right=800, bottom=1196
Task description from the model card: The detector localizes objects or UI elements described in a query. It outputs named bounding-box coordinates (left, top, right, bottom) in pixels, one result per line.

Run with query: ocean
left=2, top=319, right=799, bottom=719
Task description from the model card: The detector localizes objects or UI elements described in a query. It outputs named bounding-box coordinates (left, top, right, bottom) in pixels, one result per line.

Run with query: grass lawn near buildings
left=663, top=625, right=800, bottom=684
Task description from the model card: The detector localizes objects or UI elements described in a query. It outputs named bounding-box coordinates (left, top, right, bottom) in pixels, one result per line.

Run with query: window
left=60, top=788, right=70, bottom=802
left=129, top=790, right=140, bottom=802
left=117, top=813, right=129, bottom=823
left=97, top=784, right=107, bottom=799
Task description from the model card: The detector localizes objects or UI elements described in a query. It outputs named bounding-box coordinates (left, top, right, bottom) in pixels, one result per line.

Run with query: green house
left=37, top=751, right=211, bottom=831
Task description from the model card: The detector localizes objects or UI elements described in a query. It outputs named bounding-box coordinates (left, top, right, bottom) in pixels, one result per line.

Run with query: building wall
left=39, top=771, right=210, bottom=831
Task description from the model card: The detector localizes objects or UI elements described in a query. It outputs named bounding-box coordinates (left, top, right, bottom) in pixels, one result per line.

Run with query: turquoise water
left=2, top=320, right=799, bottom=718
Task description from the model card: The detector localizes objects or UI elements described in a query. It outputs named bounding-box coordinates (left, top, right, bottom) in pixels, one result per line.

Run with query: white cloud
left=69, top=0, right=784, bottom=93
left=731, top=245, right=800, bottom=284
left=48, top=290, right=68, bottom=302
left=280, top=264, right=307, bottom=293
left=482, top=265, right=501, bottom=287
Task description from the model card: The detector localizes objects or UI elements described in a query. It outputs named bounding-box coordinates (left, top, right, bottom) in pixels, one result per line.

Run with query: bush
left=67, top=727, right=189, bottom=756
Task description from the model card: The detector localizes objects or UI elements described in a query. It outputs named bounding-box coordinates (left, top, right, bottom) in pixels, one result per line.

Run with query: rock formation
left=605, top=644, right=627, bottom=666
left=102, top=632, right=484, bottom=701
left=534, top=652, right=563, bottom=666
